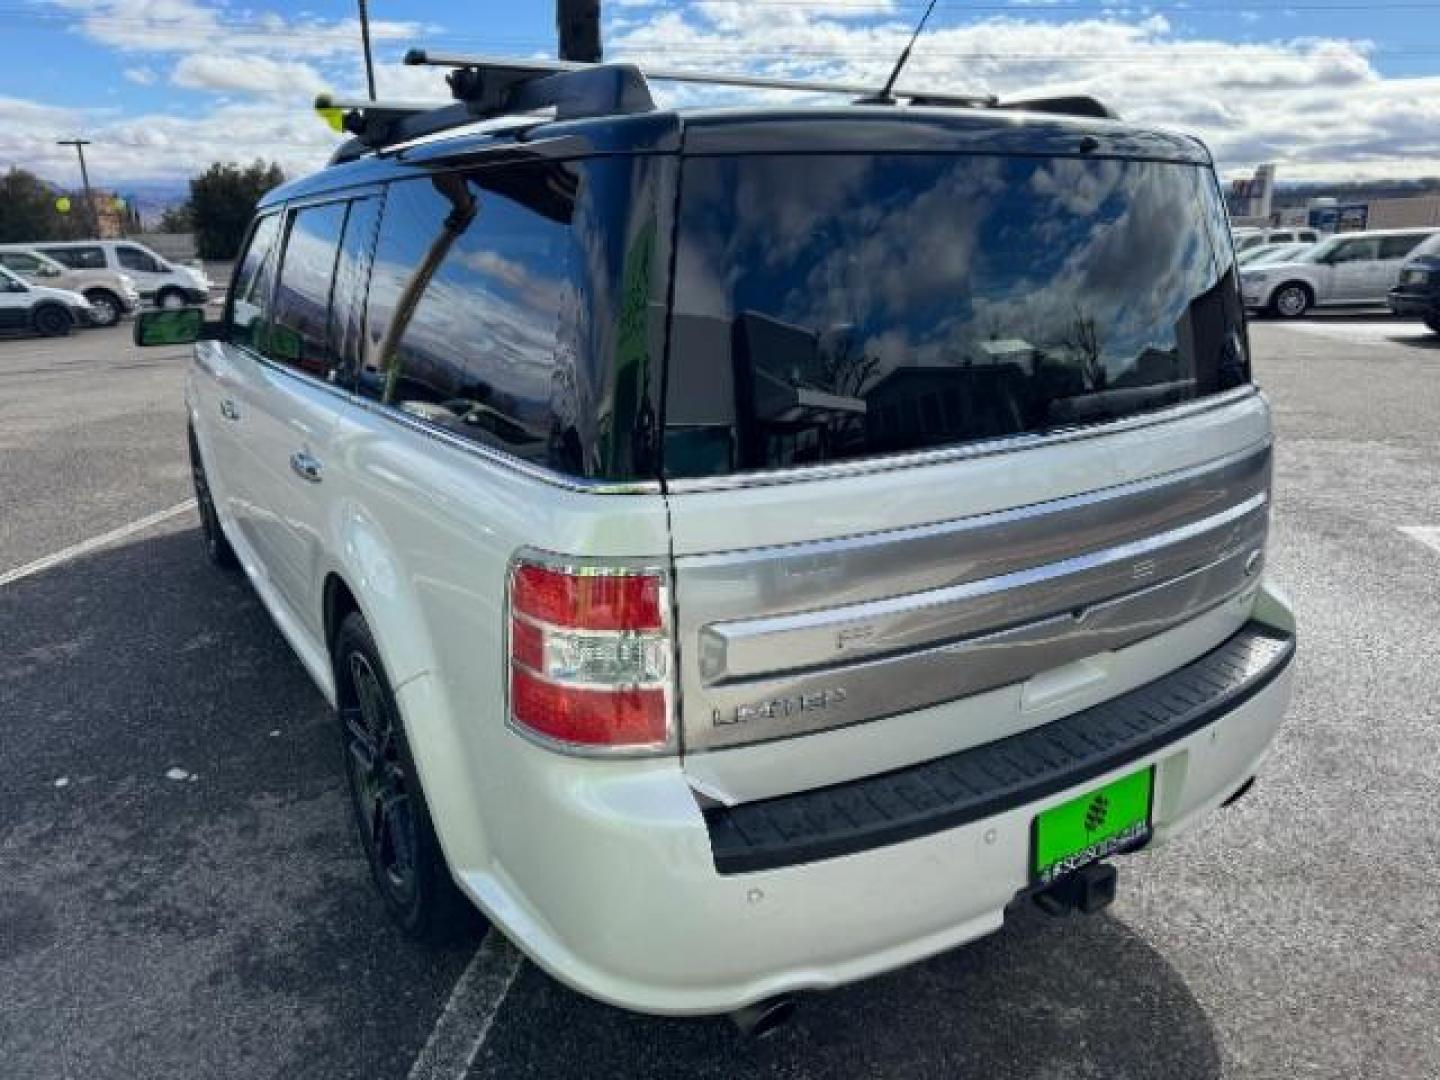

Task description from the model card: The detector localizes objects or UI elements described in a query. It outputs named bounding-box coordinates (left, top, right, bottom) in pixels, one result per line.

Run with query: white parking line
left=0, top=500, right=196, bottom=588
left=407, top=932, right=524, bottom=1080
left=1399, top=526, right=1440, bottom=556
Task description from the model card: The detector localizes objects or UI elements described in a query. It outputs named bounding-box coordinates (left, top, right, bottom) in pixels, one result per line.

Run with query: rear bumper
left=449, top=591, right=1296, bottom=1016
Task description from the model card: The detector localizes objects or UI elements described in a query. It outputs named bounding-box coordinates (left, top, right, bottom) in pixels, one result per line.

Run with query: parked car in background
left=1240, top=228, right=1439, bottom=317
left=0, top=264, right=96, bottom=336
left=0, top=245, right=139, bottom=327
left=1387, top=231, right=1440, bottom=334
left=34, top=240, right=210, bottom=309
left=134, top=62, right=1296, bottom=1024
left=1236, top=241, right=1314, bottom=268
left=1233, top=227, right=1322, bottom=252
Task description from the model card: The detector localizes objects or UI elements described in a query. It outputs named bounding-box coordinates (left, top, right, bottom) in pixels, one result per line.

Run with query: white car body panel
left=189, top=342, right=1295, bottom=1013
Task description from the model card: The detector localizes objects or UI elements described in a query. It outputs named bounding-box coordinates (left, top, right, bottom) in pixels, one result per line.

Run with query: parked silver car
left=0, top=245, right=138, bottom=326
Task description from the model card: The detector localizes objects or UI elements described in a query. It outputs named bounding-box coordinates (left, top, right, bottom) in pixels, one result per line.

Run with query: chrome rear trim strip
left=689, top=543, right=1264, bottom=752
left=700, top=491, right=1267, bottom=683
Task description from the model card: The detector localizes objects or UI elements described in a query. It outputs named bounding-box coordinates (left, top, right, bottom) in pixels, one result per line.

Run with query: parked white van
left=35, top=239, right=210, bottom=309
left=0, top=245, right=139, bottom=326
left=1241, top=228, right=1439, bottom=317
left=133, top=56, right=1297, bottom=1029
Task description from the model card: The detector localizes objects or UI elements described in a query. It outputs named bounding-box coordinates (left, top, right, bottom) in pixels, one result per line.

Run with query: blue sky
left=2, top=0, right=1438, bottom=191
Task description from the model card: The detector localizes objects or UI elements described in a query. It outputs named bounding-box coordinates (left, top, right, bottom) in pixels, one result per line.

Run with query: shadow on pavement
left=0, top=524, right=477, bottom=1080
left=474, top=902, right=1221, bottom=1080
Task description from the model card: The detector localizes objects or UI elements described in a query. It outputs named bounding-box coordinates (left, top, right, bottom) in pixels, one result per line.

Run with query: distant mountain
left=1272, top=177, right=1440, bottom=209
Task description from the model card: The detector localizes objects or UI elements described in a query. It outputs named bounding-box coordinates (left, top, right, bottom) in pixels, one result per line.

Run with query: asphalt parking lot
left=2, top=313, right=1439, bottom=1080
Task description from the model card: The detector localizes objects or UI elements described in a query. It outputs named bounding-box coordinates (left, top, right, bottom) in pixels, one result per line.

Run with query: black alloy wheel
left=334, top=612, right=478, bottom=942
left=33, top=305, right=72, bottom=337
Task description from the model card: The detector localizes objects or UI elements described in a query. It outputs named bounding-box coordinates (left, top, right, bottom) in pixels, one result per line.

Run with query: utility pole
left=357, top=0, right=377, bottom=100
left=56, top=138, right=99, bottom=238
left=557, top=0, right=601, bottom=63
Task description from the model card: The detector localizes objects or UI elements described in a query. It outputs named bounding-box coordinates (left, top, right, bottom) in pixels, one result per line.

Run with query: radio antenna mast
left=873, top=0, right=940, bottom=104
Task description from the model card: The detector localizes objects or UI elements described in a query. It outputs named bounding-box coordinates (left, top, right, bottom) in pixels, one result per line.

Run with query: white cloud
left=609, top=6, right=1440, bottom=181
left=46, top=0, right=421, bottom=60
left=172, top=54, right=328, bottom=98
left=123, top=66, right=156, bottom=85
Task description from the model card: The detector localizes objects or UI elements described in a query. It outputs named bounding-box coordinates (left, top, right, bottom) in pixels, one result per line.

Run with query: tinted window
left=1379, top=234, right=1426, bottom=260
left=0, top=252, right=42, bottom=275
left=116, top=245, right=165, bottom=273
left=364, top=159, right=672, bottom=480
left=1332, top=238, right=1379, bottom=263
left=226, top=213, right=281, bottom=350
left=666, top=155, right=1245, bottom=479
left=40, top=245, right=104, bottom=269
left=1410, top=232, right=1440, bottom=259
left=1269, top=232, right=1292, bottom=243
left=330, top=197, right=381, bottom=383
left=270, top=202, right=348, bottom=378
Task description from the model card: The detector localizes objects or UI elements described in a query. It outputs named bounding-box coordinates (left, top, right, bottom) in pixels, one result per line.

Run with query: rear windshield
left=664, top=154, right=1247, bottom=479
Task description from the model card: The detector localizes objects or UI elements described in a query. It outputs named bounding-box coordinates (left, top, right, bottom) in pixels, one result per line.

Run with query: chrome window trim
left=664, top=385, right=1260, bottom=493
left=222, top=342, right=1255, bottom=498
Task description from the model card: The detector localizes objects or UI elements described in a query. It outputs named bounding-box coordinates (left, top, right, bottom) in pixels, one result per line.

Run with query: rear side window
left=1269, top=232, right=1292, bottom=243
left=40, top=245, right=104, bottom=269
left=1332, top=238, right=1379, bottom=263
left=116, top=245, right=165, bottom=273
left=226, top=214, right=281, bottom=350
left=363, top=159, right=672, bottom=480
left=269, top=202, right=349, bottom=379
left=1379, top=234, right=1426, bottom=260
left=0, top=252, right=42, bottom=275
left=665, top=154, right=1247, bottom=479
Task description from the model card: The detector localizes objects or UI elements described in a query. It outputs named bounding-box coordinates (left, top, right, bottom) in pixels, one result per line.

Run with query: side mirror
left=133, top=307, right=220, bottom=347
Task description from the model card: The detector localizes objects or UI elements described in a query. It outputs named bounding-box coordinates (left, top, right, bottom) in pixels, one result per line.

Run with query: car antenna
left=864, top=0, right=940, bottom=105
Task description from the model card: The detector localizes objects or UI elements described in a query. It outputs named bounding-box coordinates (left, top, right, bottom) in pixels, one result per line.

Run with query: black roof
left=260, top=105, right=1211, bottom=209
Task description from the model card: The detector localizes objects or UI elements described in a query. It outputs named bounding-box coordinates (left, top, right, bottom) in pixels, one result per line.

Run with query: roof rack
left=318, top=51, right=1113, bottom=165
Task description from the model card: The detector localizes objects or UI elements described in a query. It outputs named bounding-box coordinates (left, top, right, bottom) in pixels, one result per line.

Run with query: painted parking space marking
left=1399, top=526, right=1440, bottom=556
left=0, top=500, right=196, bottom=588
left=406, top=932, right=524, bottom=1080
left=1278, top=320, right=1436, bottom=346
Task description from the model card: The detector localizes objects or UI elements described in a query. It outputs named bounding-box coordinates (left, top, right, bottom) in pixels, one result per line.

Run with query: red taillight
left=511, top=563, right=663, bottom=631
left=507, top=558, right=671, bottom=752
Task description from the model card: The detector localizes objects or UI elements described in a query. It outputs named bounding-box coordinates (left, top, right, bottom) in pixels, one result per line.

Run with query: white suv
left=0, top=264, right=96, bottom=335
left=36, top=240, right=210, bottom=309
left=134, top=60, right=1296, bottom=1025
left=1241, top=228, right=1438, bottom=317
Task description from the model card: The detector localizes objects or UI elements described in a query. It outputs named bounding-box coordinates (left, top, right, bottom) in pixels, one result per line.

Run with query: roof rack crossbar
left=318, top=52, right=1116, bottom=165
left=405, top=49, right=996, bottom=108
left=318, top=61, right=656, bottom=164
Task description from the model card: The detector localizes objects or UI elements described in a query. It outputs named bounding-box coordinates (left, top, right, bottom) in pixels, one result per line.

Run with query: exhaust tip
left=730, top=996, right=797, bottom=1039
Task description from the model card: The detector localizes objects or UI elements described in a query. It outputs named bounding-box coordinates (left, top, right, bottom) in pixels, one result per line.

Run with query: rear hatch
left=660, top=113, right=1267, bottom=801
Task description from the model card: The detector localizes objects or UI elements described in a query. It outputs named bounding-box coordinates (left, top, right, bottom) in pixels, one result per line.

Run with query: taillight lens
left=507, top=557, right=671, bottom=752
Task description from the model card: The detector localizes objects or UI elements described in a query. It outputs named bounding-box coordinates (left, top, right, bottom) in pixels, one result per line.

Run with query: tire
left=188, top=427, right=238, bottom=569
left=83, top=289, right=122, bottom=328
left=1269, top=282, right=1312, bottom=319
left=32, top=304, right=73, bottom=337
left=156, top=288, right=187, bottom=310
left=334, top=611, right=479, bottom=942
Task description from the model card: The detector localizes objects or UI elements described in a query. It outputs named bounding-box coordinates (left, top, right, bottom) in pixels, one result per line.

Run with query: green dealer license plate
left=1032, top=768, right=1154, bottom=884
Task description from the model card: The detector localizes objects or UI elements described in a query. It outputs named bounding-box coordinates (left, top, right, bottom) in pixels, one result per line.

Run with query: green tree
left=156, top=202, right=193, bottom=233
left=188, top=160, right=285, bottom=259
left=0, top=168, right=87, bottom=242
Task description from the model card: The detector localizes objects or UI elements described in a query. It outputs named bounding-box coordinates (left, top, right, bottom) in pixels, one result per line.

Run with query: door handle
left=219, top=398, right=240, bottom=421
left=289, top=451, right=323, bottom=483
